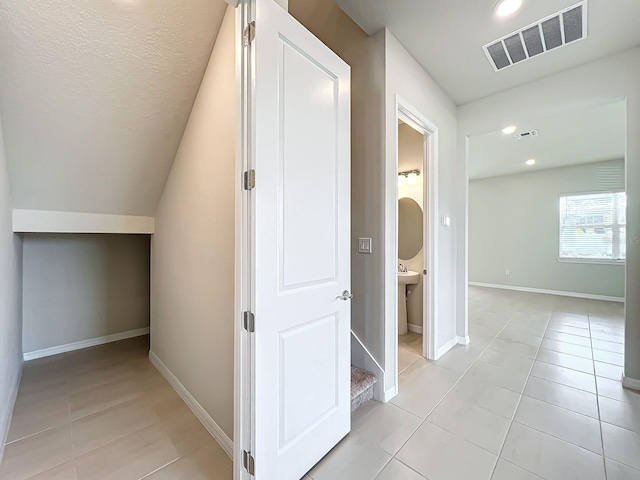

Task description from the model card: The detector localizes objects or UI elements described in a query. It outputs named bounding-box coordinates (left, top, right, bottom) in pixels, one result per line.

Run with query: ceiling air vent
left=514, top=130, right=538, bottom=140
left=483, top=1, right=587, bottom=72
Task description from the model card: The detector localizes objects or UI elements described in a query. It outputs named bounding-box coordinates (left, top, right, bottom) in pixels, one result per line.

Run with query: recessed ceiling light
left=495, top=0, right=523, bottom=17
left=502, top=125, right=517, bottom=134
left=526, top=158, right=536, bottom=166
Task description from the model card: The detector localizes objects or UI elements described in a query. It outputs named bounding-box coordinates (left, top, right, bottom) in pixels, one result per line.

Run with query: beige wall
left=458, top=46, right=640, bottom=381
left=289, top=0, right=369, bottom=63
left=469, top=160, right=625, bottom=298
left=22, top=234, right=150, bottom=353
left=0, top=114, right=23, bottom=459
left=151, top=5, right=235, bottom=440
left=398, top=124, right=424, bottom=328
left=385, top=31, right=459, bottom=357
left=289, top=0, right=388, bottom=385
left=289, top=5, right=461, bottom=394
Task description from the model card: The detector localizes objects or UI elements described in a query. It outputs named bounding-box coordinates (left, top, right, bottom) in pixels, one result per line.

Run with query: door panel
left=249, top=0, right=351, bottom=478
left=278, top=314, right=338, bottom=449
left=280, top=39, right=338, bottom=289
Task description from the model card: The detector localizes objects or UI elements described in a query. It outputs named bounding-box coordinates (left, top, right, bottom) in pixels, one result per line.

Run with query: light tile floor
left=305, top=286, right=639, bottom=480
left=3, top=287, right=637, bottom=480
left=0, top=335, right=232, bottom=480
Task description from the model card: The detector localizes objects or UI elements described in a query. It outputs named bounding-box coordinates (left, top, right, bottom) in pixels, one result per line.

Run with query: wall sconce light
left=398, top=170, right=420, bottom=186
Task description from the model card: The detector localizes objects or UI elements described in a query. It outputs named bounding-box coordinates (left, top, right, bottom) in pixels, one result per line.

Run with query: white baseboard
left=383, top=385, right=398, bottom=403
left=457, top=335, right=470, bottom=346
left=436, top=337, right=458, bottom=359
left=622, top=375, right=640, bottom=392
left=23, top=327, right=151, bottom=361
left=149, top=351, right=233, bottom=459
left=469, top=282, right=624, bottom=303
left=0, top=365, right=23, bottom=465
left=407, top=324, right=423, bottom=334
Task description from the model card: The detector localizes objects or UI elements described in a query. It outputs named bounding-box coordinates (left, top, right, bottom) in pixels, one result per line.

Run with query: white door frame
left=234, top=0, right=351, bottom=477
left=234, top=2, right=253, bottom=479
left=392, top=95, right=439, bottom=387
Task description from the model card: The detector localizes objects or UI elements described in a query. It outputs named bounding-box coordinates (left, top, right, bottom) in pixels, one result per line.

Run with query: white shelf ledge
left=13, top=209, right=154, bottom=234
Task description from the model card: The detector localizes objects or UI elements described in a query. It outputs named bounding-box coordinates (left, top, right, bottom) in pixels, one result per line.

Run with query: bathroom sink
left=398, top=270, right=420, bottom=285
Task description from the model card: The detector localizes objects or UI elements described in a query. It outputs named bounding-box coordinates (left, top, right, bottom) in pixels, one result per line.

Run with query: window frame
left=557, top=189, right=626, bottom=265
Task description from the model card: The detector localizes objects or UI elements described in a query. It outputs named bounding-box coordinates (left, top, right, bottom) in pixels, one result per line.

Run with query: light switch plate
left=441, top=216, right=451, bottom=227
left=358, top=238, right=372, bottom=254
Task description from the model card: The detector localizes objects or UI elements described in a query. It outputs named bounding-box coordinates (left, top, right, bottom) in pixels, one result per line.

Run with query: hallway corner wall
left=0, top=113, right=23, bottom=462
left=385, top=30, right=460, bottom=357
left=151, top=4, right=235, bottom=443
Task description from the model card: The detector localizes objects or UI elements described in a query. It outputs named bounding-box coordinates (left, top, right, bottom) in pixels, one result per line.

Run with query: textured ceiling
left=0, top=0, right=227, bottom=215
left=468, top=101, right=626, bottom=179
left=335, top=0, right=640, bottom=105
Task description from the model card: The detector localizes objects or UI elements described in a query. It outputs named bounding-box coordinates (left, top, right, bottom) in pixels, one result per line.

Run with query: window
left=559, top=191, right=626, bottom=262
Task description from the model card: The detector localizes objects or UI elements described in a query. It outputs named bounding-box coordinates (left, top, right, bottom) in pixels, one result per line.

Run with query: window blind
left=559, top=191, right=626, bottom=261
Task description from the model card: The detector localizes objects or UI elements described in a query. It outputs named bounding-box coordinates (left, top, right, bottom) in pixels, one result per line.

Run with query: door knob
left=336, top=290, right=354, bottom=301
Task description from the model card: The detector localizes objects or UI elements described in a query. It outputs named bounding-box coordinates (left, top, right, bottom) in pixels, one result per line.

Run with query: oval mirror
left=398, top=197, right=423, bottom=260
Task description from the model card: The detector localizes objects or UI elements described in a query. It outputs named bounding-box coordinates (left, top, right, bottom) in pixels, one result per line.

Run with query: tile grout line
left=371, top=455, right=394, bottom=480
left=68, top=378, right=79, bottom=480
left=14, top=381, right=74, bottom=480
left=539, top=342, right=622, bottom=363
left=4, top=376, right=71, bottom=446
left=588, top=311, right=609, bottom=480
left=3, top=338, right=221, bottom=480
left=8, top=379, right=146, bottom=447
left=389, top=319, right=503, bottom=465
left=383, top=457, right=431, bottom=480
left=487, top=309, right=551, bottom=479
left=523, top=374, right=601, bottom=413
left=5, top=425, right=59, bottom=445
left=392, top=306, right=547, bottom=475
left=507, top=418, right=604, bottom=456
left=534, top=352, right=594, bottom=374
left=137, top=457, right=182, bottom=480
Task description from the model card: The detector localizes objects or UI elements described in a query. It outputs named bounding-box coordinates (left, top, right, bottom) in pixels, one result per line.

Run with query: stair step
left=351, top=366, right=377, bottom=412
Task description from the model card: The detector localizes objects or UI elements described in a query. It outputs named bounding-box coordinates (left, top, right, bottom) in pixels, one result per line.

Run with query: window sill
left=558, top=258, right=625, bottom=266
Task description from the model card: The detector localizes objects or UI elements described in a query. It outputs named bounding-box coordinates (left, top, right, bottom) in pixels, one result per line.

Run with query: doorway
left=397, top=122, right=426, bottom=373
left=464, top=100, right=628, bottom=391
left=392, top=97, right=439, bottom=393
left=466, top=102, right=627, bottom=301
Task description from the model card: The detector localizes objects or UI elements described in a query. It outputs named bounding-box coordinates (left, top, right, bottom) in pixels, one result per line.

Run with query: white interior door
left=246, top=1, right=351, bottom=479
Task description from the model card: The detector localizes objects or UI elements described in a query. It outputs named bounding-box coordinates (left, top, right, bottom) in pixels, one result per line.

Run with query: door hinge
left=243, top=450, right=255, bottom=475
left=243, top=169, right=255, bottom=191
left=243, top=21, right=256, bottom=47
left=243, top=311, right=255, bottom=333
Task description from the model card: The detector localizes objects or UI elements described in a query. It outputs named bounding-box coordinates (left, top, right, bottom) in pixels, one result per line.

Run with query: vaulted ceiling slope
left=335, top=0, right=640, bottom=105
left=0, top=0, right=227, bottom=216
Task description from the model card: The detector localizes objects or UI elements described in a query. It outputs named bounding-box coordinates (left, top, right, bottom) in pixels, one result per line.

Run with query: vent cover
left=483, top=1, right=587, bottom=72
left=514, top=130, right=538, bottom=140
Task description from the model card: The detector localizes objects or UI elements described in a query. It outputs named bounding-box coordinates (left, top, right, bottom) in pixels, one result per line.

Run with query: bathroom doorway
left=393, top=98, right=439, bottom=391
left=397, top=123, right=425, bottom=372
